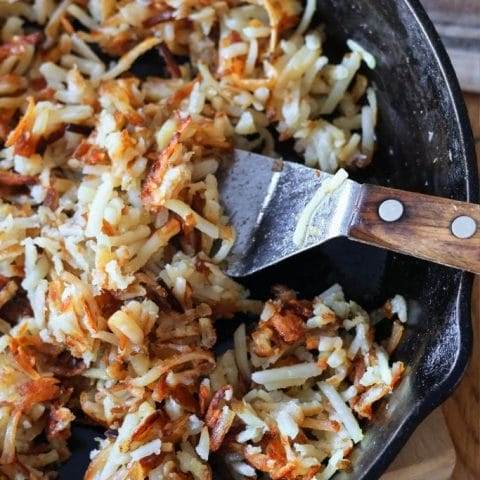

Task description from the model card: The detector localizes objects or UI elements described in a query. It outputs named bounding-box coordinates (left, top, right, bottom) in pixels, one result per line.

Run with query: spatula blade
left=217, top=150, right=360, bottom=277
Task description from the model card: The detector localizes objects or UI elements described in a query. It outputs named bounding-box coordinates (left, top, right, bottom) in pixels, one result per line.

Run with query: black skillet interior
left=60, top=1, right=478, bottom=479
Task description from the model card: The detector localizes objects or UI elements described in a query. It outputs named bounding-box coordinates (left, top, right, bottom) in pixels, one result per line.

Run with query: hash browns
left=0, top=1, right=404, bottom=479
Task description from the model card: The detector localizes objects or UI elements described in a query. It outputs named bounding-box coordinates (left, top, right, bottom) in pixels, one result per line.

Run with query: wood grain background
left=442, top=94, right=480, bottom=479
left=422, top=0, right=480, bottom=93
left=422, top=0, right=480, bottom=21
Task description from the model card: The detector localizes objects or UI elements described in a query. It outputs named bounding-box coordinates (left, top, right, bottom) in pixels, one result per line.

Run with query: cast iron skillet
left=60, top=0, right=478, bottom=478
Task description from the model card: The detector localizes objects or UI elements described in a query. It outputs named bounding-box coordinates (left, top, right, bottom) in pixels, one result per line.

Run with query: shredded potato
left=213, top=286, right=406, bottom=480
left=0, top=1, right=400, bottom=479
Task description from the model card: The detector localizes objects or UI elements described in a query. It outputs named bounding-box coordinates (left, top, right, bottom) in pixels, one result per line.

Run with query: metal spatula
left=217, top=149, right=480, bottom=277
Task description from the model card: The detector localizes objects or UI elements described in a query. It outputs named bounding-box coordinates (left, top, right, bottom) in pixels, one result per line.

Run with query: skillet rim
left=358, top=0, right=478, bottom=478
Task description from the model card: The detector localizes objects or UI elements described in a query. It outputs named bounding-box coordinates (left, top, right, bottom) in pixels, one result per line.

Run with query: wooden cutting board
left=382, top=409, right=456, bottom=480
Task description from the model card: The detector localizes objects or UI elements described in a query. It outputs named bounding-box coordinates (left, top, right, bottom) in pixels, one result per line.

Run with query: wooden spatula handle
left=349, top=184, right=480, bottom=273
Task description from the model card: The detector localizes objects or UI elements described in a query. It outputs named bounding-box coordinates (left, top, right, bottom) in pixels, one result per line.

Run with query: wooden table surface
left=441, top=93, right=480, bottom=479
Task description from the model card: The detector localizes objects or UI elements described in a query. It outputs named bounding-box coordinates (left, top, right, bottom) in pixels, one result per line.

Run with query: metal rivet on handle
left=378, top=199, right=404, bottom=222
left=451, top=215, right=477, bottom=239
